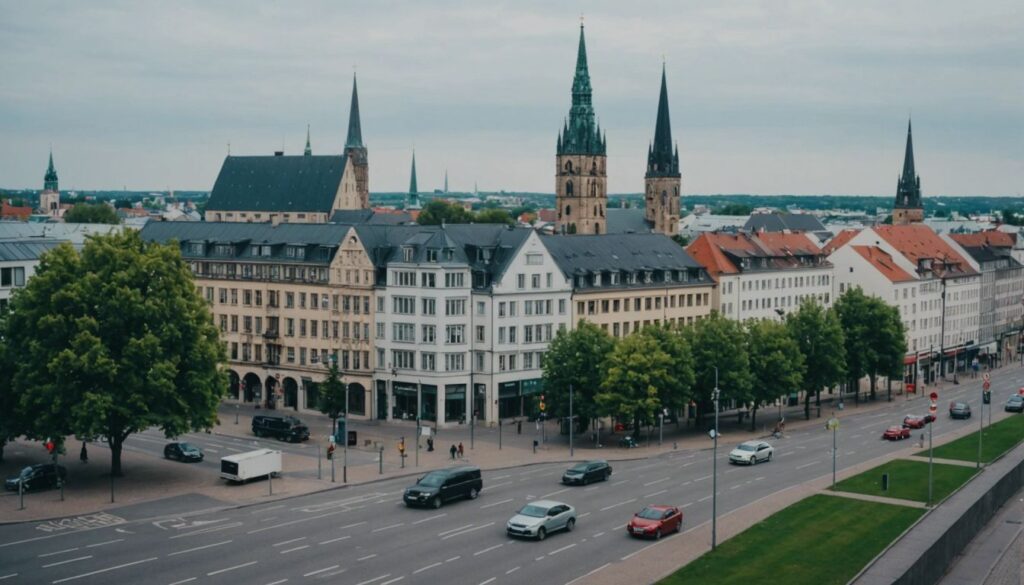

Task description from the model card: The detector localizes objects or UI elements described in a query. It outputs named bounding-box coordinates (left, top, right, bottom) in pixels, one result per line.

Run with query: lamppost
left=469, top=370, right=474, bottom=450
left=711, top=366, right=720, bottom=551
left=416, top=379, right=422, bottom=468
left=343, top=380, right=349, bottom=483
left=569, top=383, right=574, bottom=458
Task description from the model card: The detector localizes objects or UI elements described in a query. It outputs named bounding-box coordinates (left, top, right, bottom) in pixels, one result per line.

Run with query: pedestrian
left=79, top=442, right=88, bottom=464
left=517, top=419, right=522, bottom=435
left=450, top=444, right=457, bottom=460
left=427, top=437, right=434, bottom=452
left=457, top=442, right=464, bottom=458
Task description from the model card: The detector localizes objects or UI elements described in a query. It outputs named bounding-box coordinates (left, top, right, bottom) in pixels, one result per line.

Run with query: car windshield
left=1010, top=396, right=1023, bottom=403
left=888, top=427, right=901, bottom=432
left=736, top=444, right=756, bottom=452
left=637, top=508, right=664, bottom=520
left=568, top=463, right=588, bottom=472
left=417, top=472, right=446, bottom=488
left=179, top=443, right=199, bottom=453
left=18, top=466, right=34, bottom=477
left=518, top=505, right=549, bottom=518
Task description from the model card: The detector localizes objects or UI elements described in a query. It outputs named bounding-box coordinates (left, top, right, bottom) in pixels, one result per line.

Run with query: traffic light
left=539, top=394, right=546, bottom=413
left=924, top=415, right=936, bottom=424
left=44, top=439, right=55, bottom=455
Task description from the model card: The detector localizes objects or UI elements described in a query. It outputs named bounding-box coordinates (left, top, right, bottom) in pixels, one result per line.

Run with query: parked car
left=728, top=440, right=774, bottom=465
left=882, top=426, right=911, bottom=441
left=618, top=435, right=638, bottom=448
left=251, top=415, right=310, bottom=442
left=1005, top=395, right=1024, bottom=413
left=948, top=402, right=972, bottom=420
left=626, top=505, right=683, bottom=539
left=506, top=500, right=576, bottom=541
left=4, top=463, right=67, bottom=492
left=164, top=442, right=204, bottom=462
left=403, top=466, right=482, bottom=509
left=561, top=460, right=612, bottom=485
left=902, top=415, right=927, bottom=429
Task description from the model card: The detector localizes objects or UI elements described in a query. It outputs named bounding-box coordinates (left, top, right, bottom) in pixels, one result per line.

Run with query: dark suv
left=252, top=415, right=310, bottom=442
left=403, top=466, right=482, bottom=509
left=561, top=460, right=612, bottom=485
left=5, top=463, right=67, bottom=492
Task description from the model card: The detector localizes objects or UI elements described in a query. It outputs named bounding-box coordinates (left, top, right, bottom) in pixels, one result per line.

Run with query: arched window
left=594, top=223, right=601, bottom=234
left=566, top=180, right=574, bottom=196
left=565, top=204, right=572, bottom=217
left=591, top=161, right=597, bottom=175
left=565, top=161, right=573, bottom=174
left=590, top=182, right=597, bottom=197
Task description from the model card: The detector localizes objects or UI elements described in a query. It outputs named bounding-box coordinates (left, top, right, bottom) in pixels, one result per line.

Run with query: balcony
left=263, top=329, right=279, bottom=340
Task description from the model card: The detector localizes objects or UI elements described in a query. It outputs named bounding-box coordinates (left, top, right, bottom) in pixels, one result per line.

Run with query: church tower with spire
left=407, top=151, right=421, bottom=210
left=555, top=23, right=607, bottom=235
left=644, top=65, right=681, bottom=236
left=892, top=119, right=923, bottom=225
left=39, top=149, right=60, bottom=216
left=336, top=73, right=370, bottom=211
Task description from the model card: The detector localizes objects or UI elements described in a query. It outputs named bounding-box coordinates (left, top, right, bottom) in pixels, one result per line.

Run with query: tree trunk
left=887, top=377, right=892, bottom=402
left=853, top=378, right=859, bottom=405
left=108, top=435, right=125, bottom=477
left=0, top=439, right=5, bottom=463
left=750, top=405, right=758, bottom=432
left=804, top=390, right=811, bottom=420
left=869, top=374, right=877, bottom=401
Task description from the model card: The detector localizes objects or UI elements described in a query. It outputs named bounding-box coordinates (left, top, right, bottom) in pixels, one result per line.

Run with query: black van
left=252, top=415, right=310, bottom=442
left=403, top=466, right=482, bottom=509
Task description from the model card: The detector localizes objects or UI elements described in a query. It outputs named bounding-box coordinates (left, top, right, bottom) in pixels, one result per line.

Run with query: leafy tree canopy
left=716, top=203, right=753, bottom=216
left=2, top=231, right=226, bottom=475
left=834, top=287, right=907, bottom=400
left=417, top=200, right=474, bottom=225
left=684, top=312, right=753, bottom=404
left=786, top=299, right=846, bottom=418
left=63, top=202, right=119, bottom=224
left=746, top=318, right=805, bottom=429
left=317, top=360, right=347, bottom=434
left=541, top=321, right=616, bottom=431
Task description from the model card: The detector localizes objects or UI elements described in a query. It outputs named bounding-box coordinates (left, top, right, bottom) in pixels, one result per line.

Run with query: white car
left=506, top=500, right=576, bottom=541
left=729, top=440, right=773, bottom=465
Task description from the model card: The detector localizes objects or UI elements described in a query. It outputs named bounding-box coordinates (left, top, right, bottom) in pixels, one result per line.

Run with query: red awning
left=903, top=355, right=917, bottom=365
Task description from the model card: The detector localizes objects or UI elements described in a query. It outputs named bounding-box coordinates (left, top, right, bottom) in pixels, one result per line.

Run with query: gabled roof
left=755, top=232, right=822, bottom=256
left=850, top=245, right=915, bottom=283
left=606, top=208, right=654, bottom=234
left=0, top=238, right=65, bottom=262
left=948, top=230, right=1016, bottom=249
left=140, top=221, right=352, bottom=247
left=686, top=231, right=829, bottom=282
left=330, top=209, right=413, bottom=225
left=822, top=228, right=861, bottom=254
left=744, top=212, right=826, bottom=234
left=543, top=233, right=702, bottom=278
left=873, top=224, right=977, bottom=277
left=206, top=154, right=347, bottom=213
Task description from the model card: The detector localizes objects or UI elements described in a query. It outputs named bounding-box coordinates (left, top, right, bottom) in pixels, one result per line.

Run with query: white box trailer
left=220, top=449, right=282, bottom=483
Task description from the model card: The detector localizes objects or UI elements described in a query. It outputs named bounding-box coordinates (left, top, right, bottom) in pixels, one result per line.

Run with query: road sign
left=930, top=391, right=938, bottom=401
left=929, top=403, right=937, bottom=414
left=983, top=372, right=991, bottom=382
left=826, top=417, right=840, bottom=431
left=983, top=380, right=991, bottom=390
left=1019, top=387, right=1024, bottom=397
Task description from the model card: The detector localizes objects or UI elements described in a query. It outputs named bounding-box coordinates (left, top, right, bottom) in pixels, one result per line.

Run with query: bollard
left=317, top=444, right=322, bottom=480
left=379, top=446, right=384, bottom=475
left=268, top=471, right=273, bottom=496
left=18, top=478, right=24, bottom=510
left=331, top=454, right=336, bottom=483
left=533, top=439, right=538, bottom=454
left=881, top=473, right=889, bottom=492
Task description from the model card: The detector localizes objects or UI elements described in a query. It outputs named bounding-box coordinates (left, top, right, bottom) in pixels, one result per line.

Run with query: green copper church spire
left=558, top=24, right=605, bottom=156
left=44, top=148, right=59, bottom=192
left=345, top=73, right=363, bottom=149
left=895, top=118, right=921, bottom=209
left=407, top=150, right=420, bottom=209
left=304, top=124, right=312, bottom=156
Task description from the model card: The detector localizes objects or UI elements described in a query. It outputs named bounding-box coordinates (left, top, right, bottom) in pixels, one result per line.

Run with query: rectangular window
left=445, top=273, right=465, bottom=288
left=376, top=323, right=385, bottom=339
left=286, top=318, right=294, bottom=336
left=508, top=327, right=517, bottom=344
left=477, top=301, right=486, bottom=315
left=395, top=271, right=416, bottom=286
left=392, top=350, right=415, bottom=369
left=421, top=273, right=436, bottom=288
left=243, top=316, right=252, bottom=333
left=445, top=325, right=465, bottom=344
left=230, top=315, right=238, bottom=332
left=475, top=325, right=485, bottom=342
left=517, top=274, right=526, bottom=289
left=509, top=302, right=517, bottom=317
left=310, top=320, right=318, bottom=338
left=299, top=319, right=307, bottom=337
left=285, top=292, right=294, bottom=308
left=498, top=302, right=507, bottom=317
left=393, top=322, right=415, bottom=342
left=559, top=299, right=566, bottom=314
left=445, top=298, right=466, bottom=316
left=526, top=253, right=543, bottom=266
left=445, top=353, right=465, bottom=372
left=531, top=274, right=541, bottom=289
left=393, top=296, right=415, bottom=314
left=422, top=324, right=436, bottom=344
left=421, top=352, right=436, bottom=371
left=422, top=297, right=436, bottom=315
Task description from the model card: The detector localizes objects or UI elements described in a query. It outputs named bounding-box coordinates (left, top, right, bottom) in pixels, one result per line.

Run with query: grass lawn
left=831, top=459, right=978, bottom=503
left=917, top=414, right=1024, bottom=463
left=660, top=495, right=923, bottom=585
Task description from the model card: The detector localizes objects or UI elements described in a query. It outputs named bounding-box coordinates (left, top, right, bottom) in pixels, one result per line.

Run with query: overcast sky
left=1, top=1, right=1020, bottom=195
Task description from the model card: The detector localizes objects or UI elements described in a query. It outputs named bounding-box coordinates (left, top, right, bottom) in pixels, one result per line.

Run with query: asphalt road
left=1, top=372, right=1019, bottom=585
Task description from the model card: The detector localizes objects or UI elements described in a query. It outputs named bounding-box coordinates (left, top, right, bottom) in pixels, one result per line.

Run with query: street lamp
left=711, top=366, right=720, bottom=551
left=569, top=383, right=574, bottom=458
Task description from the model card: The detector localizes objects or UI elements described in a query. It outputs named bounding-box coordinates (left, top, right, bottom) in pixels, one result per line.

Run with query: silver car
left=728, top=440, right=774, bottom=465
left=506, top=500, right=576, bottom=540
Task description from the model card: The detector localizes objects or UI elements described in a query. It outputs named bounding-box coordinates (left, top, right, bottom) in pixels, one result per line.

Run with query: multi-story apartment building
left=0, top=239, right=64, bottom=312
left=140, top=222, right=377, bottom=418
left=686, top=231, right=833, bottom=321
left=949, top=230, right=1024, bottom=363
left=543, top=233, right=714, bottom=337
left=367, top=224, right=572, bottom=425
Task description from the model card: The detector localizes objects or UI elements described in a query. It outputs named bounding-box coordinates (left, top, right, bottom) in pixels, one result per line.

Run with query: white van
left=220, top=449, right=282, bottom=483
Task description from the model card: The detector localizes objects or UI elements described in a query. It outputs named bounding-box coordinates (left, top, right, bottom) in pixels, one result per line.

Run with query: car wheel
left=566, top=518, right=575, bottom=532
left=468, top=487, right=479, bottom=500
left=605, top=471, right=611, bottom=481
left=432, top=497, right=442, bottom=509
left=655, top=528, right=662, bottom=540
left=536, top=528, right=546, bottom=541
left=582, top=476, right=590, bottom=486
left=767, top=452, right=773, bottom=462
left=675, top=520, right=682, bottom=533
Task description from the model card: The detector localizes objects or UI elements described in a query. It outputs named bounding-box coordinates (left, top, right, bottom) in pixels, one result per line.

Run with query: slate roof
left=0, top=238, right=65, bottom=262
left=140, top=221, right=353, bottom=266
left=330, top=209, right=413, bottom=225
left=206, top=154, right=347, bottom=213
left=606, top=208, right=654, bottom=234
left=0, top=223, right=124, bottom=249
left=744, top=213, right=826, bottom=234
left=543, top=232, right=706, bottom=288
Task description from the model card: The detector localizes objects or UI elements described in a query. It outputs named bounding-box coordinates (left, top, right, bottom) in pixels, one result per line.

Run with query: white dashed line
left=305, top=565, right=342, bottom=577
left=549, top=543, right=576, bottom=555
left=372, top=523, right=404, bottom=533
left=358, top=554, right=378, bottom=561
left=481, top=498, right=514, bottom=509
left=645, top=489, right=668, bottom=498
left=168, top=541, right=232, bottom=556
left=412, top=514, right=446, bottom=525
left=281, top=546, right=310, bottom=554
left=319, top=536, right=351, bottom=545
left=42, top=556, right=92, bottom=568
left=207, top=561, right=257, bottom=576
left=413, top=562, right=442, bottom=574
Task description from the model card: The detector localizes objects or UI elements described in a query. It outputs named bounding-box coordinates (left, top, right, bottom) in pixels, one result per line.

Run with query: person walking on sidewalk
left=449, top=444, right=457, bottom=460
left=457, top=442, right=464, bottom=458
left=79, top=442, right=88, bottom=463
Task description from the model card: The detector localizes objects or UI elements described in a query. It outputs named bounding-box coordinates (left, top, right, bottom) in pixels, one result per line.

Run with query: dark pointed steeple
left=407, top=150, right=420, bottom=209
left=43, top=148, right=59, bottom=192
left=895, top=119, right=921, bottom=209
left=557, top=24, right=605, bottom=156
left=304, top=124, right=312, bottom=156
left=646, top=65, right=680, bottom=178
left=345, top=73, right=363, bottom=149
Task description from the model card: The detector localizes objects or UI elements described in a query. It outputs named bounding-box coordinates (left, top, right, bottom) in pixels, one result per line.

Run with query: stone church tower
left=342, top=74, right=370, bottom=210
left=892, top=119, right=923, bottom=225
left=644, top=66, right=681, bottom=236
left=39, top=149, right=60, bottom=216
left=555, top=24, right=607, bottom=235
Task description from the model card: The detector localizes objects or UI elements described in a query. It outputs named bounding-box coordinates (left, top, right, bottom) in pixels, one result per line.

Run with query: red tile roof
left=1, top=201, right=32, bottom=221
left=537, top=209, right=558, bottom=223
left=948, top=230, right=1016, bottom=249
left=873, top=224, right=977, bottom=276
left=822, top=229, right=860, bottom=254
left=686, top=231, right=827, bottom=281
left=851, top=245, right=915, bottom=283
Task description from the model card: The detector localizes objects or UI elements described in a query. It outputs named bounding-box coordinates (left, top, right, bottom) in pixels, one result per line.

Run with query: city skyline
left=0, top=1, right=1020, bottom=195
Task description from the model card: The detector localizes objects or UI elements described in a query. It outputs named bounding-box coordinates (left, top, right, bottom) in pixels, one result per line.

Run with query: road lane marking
left=755, top=477, right=765, bottom=481
left=565, top=562, right=611, bottom=585
left=371, top=523, right=404, bottom=533
left=281, top=545, right=310, bottom=554
left=247, top=510, right=345, bottom=535
left=540, top=488, right=570, bottom=499
left=600, top=498, right=637, bottom=512
left=381, top=578, right=404, bottom=585
left=643, top=477, right=671, bottom=487
left=493, top=475, right=510, bottom=480
left=698, top=495, right=712, bottom=503
left=488, top=481, right=513, bottom=489
left=251, top=504, right=285, bottom=514
left=168, top=578, right=196, bottom=585
left=207, top=561, right=257, bottom=576
left=168, top=540, right=232, bottom=556
left=694, top=475, right=711, bottom=482
left=481, top=498, right=514, bottom=509
left=263, top=580, right=288, bottom=585
left=730, top=485, right=741, bottom=490
left=353, top=575, right=390, bottom=585
left=319, top=536, right=351, bottom=545
left=358, top=554, right=378, bottom=561
left=52, top=557, right=159, bottom=584
left=506, top=566, right=520, bottom=574
left=474, top=544, right=503, bottom=556
left=611, top=480, right=629, bottom=486
left=445, top=556, right=460, bottom=563
left=0, top=576, right=16, bottom=582
left=796, top=461, right=820, bottom=470
left=339, top=521, right=368, bottom=530
left=272, top=537, right=306, bottom=547
left=578, top=512, right=591, bottom=518
left=682, top=502, right=694, bottom=507
left=479, top=578, right=496, bottom=585
left=171, top=522, right=243, bottom=539
left=548, top=543, right=576, bottom=555
left=85, top=539, right=123, bottom=548
left=259, top=517, right=278, bottom=523
left=593, top=532, right=605, bottom=537
left=438, top=524, right=474, bottom=536
left=39, top=548, right=80, bottom=558
left=412, top=514, right=446, bottom=525
left=442, top=522, right=495, bottom=540
left=413, top=562, right=442, bottom=574
left=305, top=565, right=341, bottom=577
left=645, top=489, right=667, bottom=498
left=42, top=556, right=92, bottom=568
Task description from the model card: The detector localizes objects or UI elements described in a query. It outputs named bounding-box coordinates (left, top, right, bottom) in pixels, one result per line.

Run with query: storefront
left=392, top=382, right=437, bottom=422
left=445, top=384, right=466, bottom=423
left=497, top=379, right=543, bottom=419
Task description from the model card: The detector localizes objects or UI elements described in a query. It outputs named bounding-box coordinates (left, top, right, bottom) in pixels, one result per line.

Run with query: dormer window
left=628, top=272, right=637, bottom=285
left=214, top=244, right=234, bottom=256
left=644, top=271, right=652, bottom=283
left=403, top=247, right=414, bottom=262
left=285, top=246, right=305, bottom=259
left=427, top=249, right=438, bottom=263
left=187, top=242, right=205, bottom=255
left=664, top=271, right=673, bottom=283
left=445, top=249, right=454, bottom=261
left=610, top=272, right=620, bottom=285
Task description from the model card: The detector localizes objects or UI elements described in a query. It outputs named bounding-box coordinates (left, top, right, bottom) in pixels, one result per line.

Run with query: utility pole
left=712, top=366, right=720, bottom=551
left=416, top=380, right=422, bottom=468
left=343, top=381, right=349, bottom=483
left=928, top=419, right=934, bottom=506
left=569, top=383, right=574, bottom=458
left=977, top=382, right=984, bottom=469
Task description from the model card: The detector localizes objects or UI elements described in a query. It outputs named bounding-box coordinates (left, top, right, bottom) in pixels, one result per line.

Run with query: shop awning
left=978, top=341, right=998, bottom=354
left=903, top=355, right=917, bottom=365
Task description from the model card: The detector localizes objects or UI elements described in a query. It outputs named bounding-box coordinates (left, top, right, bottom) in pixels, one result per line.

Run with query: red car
left=626, top=505, right=683, bottom=539
left=902, top=415, right=927, bottom=429
left=882, top=426, right=911, bottom=441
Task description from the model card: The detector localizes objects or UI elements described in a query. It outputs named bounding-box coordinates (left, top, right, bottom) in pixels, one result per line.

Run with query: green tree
left=473, top=208, right=515, bottom=225
left=417, top=200, right=473, bottom=225
left=1002, top=208, right=1024, bottom=226
left=671, top=234, right=691, bottom=247
left=786, top=300, right=846, bottom=419
left=641, top=325, right=696, bottom=414
left=834, top=288, right=907, bottom=401
left=746, top=319, right=805, bottom=430
left=0, top=310, right=25, bottom=462
left=63, top=202, right=119, bottom=224
left=3, top=231, right=226, bottom=476
left=114, top=199, right=134, bottom=209
left=684, top=313, right=753, bottom=425
left=542, top=321, right=616, bottom=433
left=317, top=360, right=347, bottom=436
left=716, top=203, right=753, bottom=216
left=597, top=330, right=675, bottom=438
